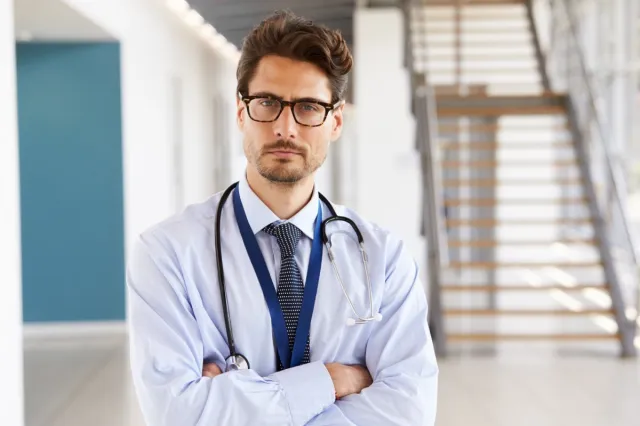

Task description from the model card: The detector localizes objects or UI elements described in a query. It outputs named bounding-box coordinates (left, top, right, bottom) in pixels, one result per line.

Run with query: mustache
left=262, top=140, right=305, bottom=153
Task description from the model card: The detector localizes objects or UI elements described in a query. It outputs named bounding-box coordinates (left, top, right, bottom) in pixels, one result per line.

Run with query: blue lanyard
left=232, top=188, right=323, bottom=369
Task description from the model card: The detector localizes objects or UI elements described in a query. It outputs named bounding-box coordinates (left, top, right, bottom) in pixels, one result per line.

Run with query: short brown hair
left=236, top=10, right=353, bottom=103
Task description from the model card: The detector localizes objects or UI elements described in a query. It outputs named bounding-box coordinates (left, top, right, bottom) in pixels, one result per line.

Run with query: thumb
left=203, top=363, right=223, bottom=377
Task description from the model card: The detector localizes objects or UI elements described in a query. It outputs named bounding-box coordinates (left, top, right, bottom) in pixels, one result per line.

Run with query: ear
left=237, top=96, right=246, bottom=131
left=330, top=101, right=345, bottom=142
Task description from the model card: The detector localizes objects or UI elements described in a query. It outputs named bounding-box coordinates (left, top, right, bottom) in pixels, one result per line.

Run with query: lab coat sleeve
left=127, top=233, right=336, bottom=426
left=307, top=236, right=439, bottom=426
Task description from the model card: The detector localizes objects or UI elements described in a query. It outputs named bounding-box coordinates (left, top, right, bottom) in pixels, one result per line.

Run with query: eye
left=259, top=99, right=278, bottom=107
left=300, top=102, right=322, bottom=112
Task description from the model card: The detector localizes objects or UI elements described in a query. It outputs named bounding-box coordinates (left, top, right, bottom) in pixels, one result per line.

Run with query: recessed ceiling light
left=163, top=0, right=239, bottom=63
left=166, top=0, right=189, bottom=14
left=185, top=9, right=204, bottom=28
left=200, top=23, right=217, bottom=40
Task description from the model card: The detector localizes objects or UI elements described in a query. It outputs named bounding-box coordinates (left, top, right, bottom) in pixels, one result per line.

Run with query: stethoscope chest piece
left=225, top=353, right=250, bottom=372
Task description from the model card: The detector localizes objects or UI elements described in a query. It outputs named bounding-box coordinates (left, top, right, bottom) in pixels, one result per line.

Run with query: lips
left=269, top=150, right=301, bottom=158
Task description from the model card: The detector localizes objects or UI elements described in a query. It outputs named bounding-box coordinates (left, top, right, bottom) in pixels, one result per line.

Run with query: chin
left=260, top=165, right=307, bottom=184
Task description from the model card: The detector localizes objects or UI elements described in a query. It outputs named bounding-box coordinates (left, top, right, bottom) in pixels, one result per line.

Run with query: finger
left=202, top=363, right=223, bottom=377
left=205, top=363, right=222, bottom=374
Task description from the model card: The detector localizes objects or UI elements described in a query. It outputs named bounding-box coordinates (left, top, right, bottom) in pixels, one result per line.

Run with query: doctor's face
left=237, top=55, right=344, bottom=184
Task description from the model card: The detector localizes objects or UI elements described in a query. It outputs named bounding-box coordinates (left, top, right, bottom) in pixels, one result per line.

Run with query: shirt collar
left=238, top=173, right=319, bottom=239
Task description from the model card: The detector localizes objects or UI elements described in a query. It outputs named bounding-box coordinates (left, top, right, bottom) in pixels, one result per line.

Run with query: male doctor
left=127, top=10, right=438, bottom=426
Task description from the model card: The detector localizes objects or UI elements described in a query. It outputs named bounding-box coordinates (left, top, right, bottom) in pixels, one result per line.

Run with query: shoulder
left=134, top=191, right=224, bottom=258
left=322, top=199, right=414, bottom=275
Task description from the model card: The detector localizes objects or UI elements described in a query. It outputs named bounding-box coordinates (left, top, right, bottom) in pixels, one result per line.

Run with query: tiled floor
left=23, top=334, right=640, bottom=426
left=23, top=334, right=145, bottom=426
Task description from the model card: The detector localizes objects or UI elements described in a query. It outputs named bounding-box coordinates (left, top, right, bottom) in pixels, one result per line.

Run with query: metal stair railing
left=534, top=0, right=639, bottom=356
left=402, top=0, right=450, bottom=357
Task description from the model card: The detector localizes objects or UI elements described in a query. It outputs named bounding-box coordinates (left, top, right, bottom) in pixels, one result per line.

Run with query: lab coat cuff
left=272, top=361, right=336, bottom=425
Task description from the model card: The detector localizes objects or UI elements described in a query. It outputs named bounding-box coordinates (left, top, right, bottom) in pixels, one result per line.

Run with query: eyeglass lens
left=247, top=98, right=327, bottom=126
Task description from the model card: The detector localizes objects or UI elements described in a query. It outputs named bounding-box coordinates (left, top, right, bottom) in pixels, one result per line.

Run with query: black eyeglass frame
left=240, top=93, right=341, bottom=128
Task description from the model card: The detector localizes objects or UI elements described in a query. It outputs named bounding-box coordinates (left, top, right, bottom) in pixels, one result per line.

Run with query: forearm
left=307, top=236, right=440, bottom=425
left=307, top=371, right=438, bottom=426
left=134, top=358, right=335, bottom=426
left=128, top=235, right=336, bottom=426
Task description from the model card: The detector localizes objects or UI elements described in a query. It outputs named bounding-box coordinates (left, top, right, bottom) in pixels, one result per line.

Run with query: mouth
left=268, top=150, right=302, bottom=159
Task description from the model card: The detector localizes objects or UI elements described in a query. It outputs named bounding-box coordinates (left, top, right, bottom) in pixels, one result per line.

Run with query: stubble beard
left=253, top=141, right=325, bottom=185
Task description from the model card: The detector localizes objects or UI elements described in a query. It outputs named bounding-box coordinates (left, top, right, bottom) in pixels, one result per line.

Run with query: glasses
left=241, top=94, right=340, bottom=127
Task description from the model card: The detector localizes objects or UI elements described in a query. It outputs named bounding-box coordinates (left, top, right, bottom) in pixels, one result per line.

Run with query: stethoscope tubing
left=216, top=183, right=376, bottom=369
left=215, top=182, right=242, bottom=364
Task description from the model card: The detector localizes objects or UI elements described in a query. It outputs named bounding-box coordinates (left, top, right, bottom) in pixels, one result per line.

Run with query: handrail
left=403, top=0, right=449, bottom=356
left=415, top=77, right=449, bottom=357
left=542, top=0, right=639, bottom=355
left=416, top=81, right=449, bottom=270
left=557, top=0, right=639, bottom=266
left=422, top=83, right=449, bottom=269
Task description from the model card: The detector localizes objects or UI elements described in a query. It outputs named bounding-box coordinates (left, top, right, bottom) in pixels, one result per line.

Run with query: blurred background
left=1, top=0, right=639, bottom=425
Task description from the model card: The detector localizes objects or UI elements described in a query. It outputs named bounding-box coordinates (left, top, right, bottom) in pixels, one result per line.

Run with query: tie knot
left=263, top=222, right=301, bottom=257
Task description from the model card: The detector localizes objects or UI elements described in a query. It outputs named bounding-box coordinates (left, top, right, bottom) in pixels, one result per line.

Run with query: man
left=127, top=10, right=438, bottom=426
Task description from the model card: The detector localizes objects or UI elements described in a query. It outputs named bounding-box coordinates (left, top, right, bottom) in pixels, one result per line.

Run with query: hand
left=202, top=362, right=223, bottom=378
left=325, top=363, right=373, bottom=399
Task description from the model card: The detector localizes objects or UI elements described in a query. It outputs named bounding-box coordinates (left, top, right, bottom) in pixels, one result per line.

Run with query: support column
left=0, top=0, right=24, bottom=425
left=353, top=7, right=424, bottom=264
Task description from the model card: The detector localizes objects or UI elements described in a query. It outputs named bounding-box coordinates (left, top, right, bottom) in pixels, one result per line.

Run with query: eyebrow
left=249, top=91, right=330, bottom=104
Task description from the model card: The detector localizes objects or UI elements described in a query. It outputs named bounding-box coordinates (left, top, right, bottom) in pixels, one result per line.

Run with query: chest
left=185, top=232, right=386, bottom=372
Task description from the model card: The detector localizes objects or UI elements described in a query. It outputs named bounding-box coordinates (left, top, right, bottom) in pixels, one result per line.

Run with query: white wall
left=210, top=50, right=246, bottom=189
left=0, top=0, right=25, bottom=424
left=62, top=0, right=239, bottom=252
left=353, top=8, right=425, bottom=272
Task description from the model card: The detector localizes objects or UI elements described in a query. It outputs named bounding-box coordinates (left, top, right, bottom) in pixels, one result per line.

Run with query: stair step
left=444, top=308, right=613, bottom=316
left=427, top=50, right=535, bottom=64
left=421, top=0, right=526, bottom=6
left=436, top=93, right=564, bottom=106
left=428, top=68, right=538, bottom=75
left=447, top=333, right=619, bottom=341
left=437, top=122, right=569, bottom=133
left=442, top=159, right=577, bottom=168
left=443, top=197, right=587, bottom=207
left=443, top=178, right=582, bottom=187
left=426, top=53, right=536, bottom=62
left=436, top=92, right=564, bottom=100
left=447, top=261, right=602, bottom=268
left=417, top=39, right=531, bottom=47
left=442, top=142, right=573, bottom=150
left=447, top=238, right=597, bottom=247
left=441, top=284, right=608, bottom=292
left=445, top=218, right=592, bottom=226
left=438, top=105, right=565, bottom=116
left=416, top=27, right=531, bottom=35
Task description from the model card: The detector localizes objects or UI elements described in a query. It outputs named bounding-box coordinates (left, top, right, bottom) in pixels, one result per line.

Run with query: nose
left=272, top=105, right=297, bottom=140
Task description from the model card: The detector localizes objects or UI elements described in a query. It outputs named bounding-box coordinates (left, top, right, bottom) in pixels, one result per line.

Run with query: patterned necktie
left=263, top=222, right=311, bottom=367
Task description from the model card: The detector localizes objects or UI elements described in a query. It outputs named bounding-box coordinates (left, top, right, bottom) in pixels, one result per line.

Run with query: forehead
left=248, top=55, right=332, bottom=102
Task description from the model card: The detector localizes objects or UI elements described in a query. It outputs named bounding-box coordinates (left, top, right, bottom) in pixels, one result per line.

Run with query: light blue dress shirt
left=127, top=174, right=439, bottom=426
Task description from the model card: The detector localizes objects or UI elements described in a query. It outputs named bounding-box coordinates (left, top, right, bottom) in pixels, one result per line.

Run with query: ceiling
left=14, top=0, right=114, bottom=41
left=187, top=0, right=358, bottom=48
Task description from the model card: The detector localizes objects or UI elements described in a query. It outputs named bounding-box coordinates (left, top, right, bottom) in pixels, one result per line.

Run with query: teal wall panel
left=17, top=42, right=125, bottom=322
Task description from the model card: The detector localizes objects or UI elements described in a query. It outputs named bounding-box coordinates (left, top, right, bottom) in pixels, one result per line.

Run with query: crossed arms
left=127, top=232, right=438, bottom=426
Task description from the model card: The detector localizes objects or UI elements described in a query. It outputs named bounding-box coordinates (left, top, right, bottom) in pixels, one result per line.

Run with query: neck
left=246, top=167, right=315, bottom=220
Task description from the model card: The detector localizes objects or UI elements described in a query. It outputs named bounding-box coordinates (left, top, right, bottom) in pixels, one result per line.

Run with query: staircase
left=406, top=0, right=639, bottom=356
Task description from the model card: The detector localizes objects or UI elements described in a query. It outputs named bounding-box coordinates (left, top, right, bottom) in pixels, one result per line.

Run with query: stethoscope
left=215, top=182, right=382, bottom=372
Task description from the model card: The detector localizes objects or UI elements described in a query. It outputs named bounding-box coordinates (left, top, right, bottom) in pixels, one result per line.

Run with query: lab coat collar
left=238, top=173, right=319, bottom=239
